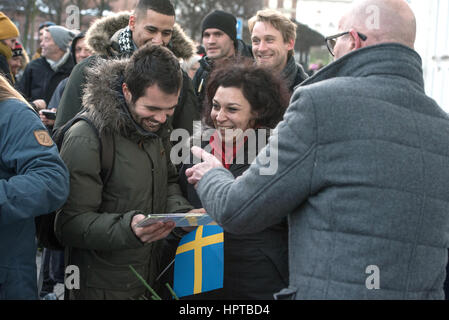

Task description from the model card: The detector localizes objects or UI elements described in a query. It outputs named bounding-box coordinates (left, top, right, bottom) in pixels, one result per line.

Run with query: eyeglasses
left=325, top=31, right=368, bottom=56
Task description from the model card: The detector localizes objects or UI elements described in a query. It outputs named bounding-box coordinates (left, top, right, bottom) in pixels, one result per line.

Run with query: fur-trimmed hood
left=81, top=58, right=170, bottom=140
left=85, top=12, right=196, bottom=60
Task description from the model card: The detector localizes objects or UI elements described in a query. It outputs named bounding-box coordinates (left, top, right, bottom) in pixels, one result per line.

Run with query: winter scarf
left=117, top=26, right=136, bottom=56
left=282, top=55, right=302, bottom=91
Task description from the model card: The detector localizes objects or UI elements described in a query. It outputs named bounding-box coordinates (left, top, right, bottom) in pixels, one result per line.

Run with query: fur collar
left=85, top=12, right=196, bottom=60
left=81, top=58, right=170, bottom=140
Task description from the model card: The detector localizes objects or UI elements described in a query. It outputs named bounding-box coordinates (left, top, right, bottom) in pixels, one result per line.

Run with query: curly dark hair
left=204, top=59, right=290, bottom=129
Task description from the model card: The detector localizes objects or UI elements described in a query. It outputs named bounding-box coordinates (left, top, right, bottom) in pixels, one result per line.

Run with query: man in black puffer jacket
left=193, top=10, right=253, bottom=111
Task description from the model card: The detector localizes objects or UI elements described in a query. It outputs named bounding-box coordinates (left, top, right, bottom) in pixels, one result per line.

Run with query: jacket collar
left=302, top=43, right=424, bottom=91
left=46, top=50, right=72, bottom=72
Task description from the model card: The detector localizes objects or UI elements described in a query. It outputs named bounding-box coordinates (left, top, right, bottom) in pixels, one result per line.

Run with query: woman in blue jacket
left=0, top=74, right=69, bottom=300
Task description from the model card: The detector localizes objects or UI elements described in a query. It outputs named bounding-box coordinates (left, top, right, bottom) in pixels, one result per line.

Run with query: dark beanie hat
left=201, top=10, right=237, bottom=42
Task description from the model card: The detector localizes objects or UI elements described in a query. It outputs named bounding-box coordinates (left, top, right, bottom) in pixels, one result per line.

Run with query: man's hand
left=33, top=99, right=47, bottom=110
left=185, top=146, right=223, bottom=188
left=182, top=208, right=207, bottom=233
left=39, top=108, right=57, bottom=127
left=188, top=208, right=206, bottom=214
left=131, top=214, right=175, bottom=243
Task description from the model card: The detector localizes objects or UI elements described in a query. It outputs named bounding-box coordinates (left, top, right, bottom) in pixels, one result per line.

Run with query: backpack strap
left=98, top=129, right=115, bottom=186
left=53, top=114, right=115, bottom=186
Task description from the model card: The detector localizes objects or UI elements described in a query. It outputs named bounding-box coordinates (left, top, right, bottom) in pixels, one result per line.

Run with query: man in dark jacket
left=38, top=31, right=93, bottom=299
left=0, top=12, right=19, bottom=85
left=42, top=32, right=93, bottom=128
left=55, top=45, right=194, bottom=300
left=53, top=0, right=199, bottom=135
left=249, top=9, right=308, bottom=94
left=192, top=10, right=253, bottom=111
left=186, top=0, right=449, bottom=299
left=16, top=25, right=75, bottom=111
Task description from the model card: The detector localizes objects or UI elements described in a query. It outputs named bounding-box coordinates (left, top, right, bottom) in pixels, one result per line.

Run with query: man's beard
left=128, top=102, right=162, bottom=133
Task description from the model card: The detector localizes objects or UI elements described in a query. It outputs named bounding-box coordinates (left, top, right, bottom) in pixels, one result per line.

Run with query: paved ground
left=36, top=250, right=65, bottom=300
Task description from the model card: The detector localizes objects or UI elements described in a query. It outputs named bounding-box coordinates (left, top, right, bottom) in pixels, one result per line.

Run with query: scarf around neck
left=118, top=26, right=137, bottom=56
left=282, top=55, right=300, bottom=90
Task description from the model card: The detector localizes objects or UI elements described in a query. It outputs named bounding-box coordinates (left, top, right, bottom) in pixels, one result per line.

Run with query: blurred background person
left=45, top=32, right=92, bottom=125
left=0, top=12, right=20, bottom=84
left=8, top=41, right=29, bottom=83
left=307, top=60, right=324, bottom=76
left=16, top=25, right=75, bottom=129
left=181, top=54, right=201, bottom=80
left=31, top=21, right=56, bottom=61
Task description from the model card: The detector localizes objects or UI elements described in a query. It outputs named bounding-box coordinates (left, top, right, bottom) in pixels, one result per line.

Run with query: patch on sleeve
left=33, top=130, right=54, bottom=147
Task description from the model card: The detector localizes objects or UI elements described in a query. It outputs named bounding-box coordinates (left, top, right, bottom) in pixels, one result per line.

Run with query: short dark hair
left=135, top=0, right=175, bottom=17
left=204, top=59, right=289, bottom=129
left=124, top=44, right=182, bottom=102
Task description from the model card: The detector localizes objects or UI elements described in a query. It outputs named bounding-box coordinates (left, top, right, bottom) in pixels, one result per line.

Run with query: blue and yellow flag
left=173, top=225, right=224, bottom=297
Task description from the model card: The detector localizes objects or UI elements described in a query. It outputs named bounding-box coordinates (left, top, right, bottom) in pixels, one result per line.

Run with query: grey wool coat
left=196, top=43, right=449, bottom=299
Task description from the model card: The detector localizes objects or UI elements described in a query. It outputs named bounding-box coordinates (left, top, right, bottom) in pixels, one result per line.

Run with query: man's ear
left=286, top=38, right=295, bottom=51
left=129, top=14, right=136, bottom=32
left=122, top=83, right=132, bottom=102
left=349, top=29, right=363, bottom=51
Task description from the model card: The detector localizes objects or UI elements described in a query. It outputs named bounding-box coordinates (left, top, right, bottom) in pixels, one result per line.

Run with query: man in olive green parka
left=55, top=45, right=193, bottom=300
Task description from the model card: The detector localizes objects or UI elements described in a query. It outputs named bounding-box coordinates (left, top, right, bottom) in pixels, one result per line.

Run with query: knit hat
left=12, top=41, right=23, bottom=57
left=39, top=21, right=55, bottom=31
left=201, top=10, right=237, bottom=43
left=46, top=25, right=76, bottom=52
left=0, top=12, right=20, bottom=40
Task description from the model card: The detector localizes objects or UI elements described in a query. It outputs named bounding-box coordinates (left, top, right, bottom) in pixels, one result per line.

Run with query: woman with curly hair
left=178, top=59, right=290, bottom=299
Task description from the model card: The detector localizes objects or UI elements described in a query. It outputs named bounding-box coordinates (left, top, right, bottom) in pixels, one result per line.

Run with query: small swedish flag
left=173, top=225, right=224, bottom=297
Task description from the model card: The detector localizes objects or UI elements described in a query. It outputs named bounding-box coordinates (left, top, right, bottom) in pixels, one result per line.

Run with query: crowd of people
left=1, top=0, right=449, bottom=301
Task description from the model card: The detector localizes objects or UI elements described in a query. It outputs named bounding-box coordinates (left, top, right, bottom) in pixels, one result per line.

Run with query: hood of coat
left=81, top=57, right=171, bottom=140
left=85, top=12, right=196, bottom=60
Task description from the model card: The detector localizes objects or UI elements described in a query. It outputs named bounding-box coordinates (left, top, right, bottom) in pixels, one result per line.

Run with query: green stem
left=165, top=283, right=179, bottom=300
left=129, top=265, right=162, bottom=300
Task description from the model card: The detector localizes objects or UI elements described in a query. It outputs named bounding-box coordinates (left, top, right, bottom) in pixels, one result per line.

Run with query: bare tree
left=92, top=0, right=110, bottom=17
left=22, top=0, right=39, bottom=51
left=4, top=0, right=40, bottom=52
left=39, top=0, right=72, bottom=25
